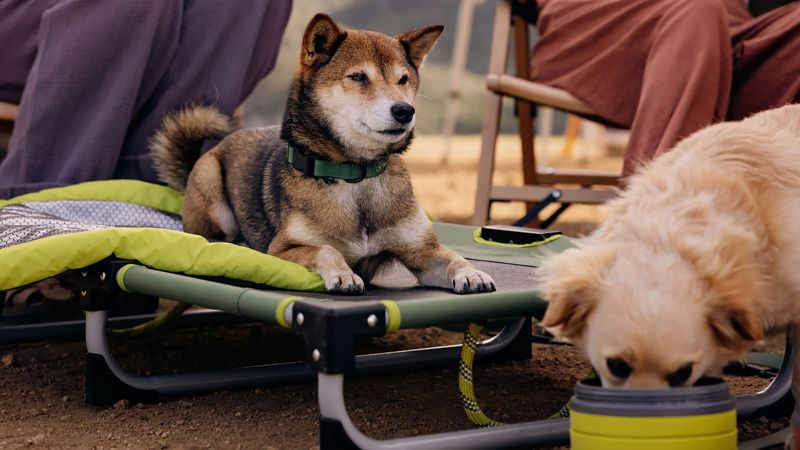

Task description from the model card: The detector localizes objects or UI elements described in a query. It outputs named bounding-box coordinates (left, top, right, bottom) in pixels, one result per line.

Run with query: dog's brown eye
left=606, top=358, right=632, bottom=379
left=347, top=72, right=369, bottom=84
left=398, top=75, right=409, bottom=85
left=667, top=364, right=692, bottom=387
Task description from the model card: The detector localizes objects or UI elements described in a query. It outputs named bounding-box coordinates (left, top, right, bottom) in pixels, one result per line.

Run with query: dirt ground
left=0, top=134, right=792, bottom=448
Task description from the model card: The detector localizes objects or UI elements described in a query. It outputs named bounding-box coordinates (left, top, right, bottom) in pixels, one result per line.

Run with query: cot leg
left=791, top=327, right=800, bottom=449
left=734, top=333, right=794, bottom=417
left=317, top=373, right=569, bottom=450
left=82, top=307, right=532, bottom=405
left=291, top=300, right=564, bottom=450
left=84, top=310, right=158, bottom=405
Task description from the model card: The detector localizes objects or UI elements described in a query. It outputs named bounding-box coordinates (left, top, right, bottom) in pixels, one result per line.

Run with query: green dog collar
left=287, top=144, right=388, bottom=183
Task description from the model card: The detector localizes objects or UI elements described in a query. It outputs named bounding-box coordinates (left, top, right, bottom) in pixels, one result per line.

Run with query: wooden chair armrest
left=536, top=167, right=620, bottom=186
left=0, top=102, right=19, bottom=122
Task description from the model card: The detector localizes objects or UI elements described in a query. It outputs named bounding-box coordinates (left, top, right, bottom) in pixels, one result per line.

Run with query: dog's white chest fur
left=285, top=177, right=431, bottom=266
left=342, top=228, right=384, bottom=262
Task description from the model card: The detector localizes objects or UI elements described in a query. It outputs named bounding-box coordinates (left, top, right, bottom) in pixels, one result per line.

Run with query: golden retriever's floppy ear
left=707, top=297, right=764, bottom=351
left=540, top=245, right=615, bottom=340
left=396, top=25, right=444, bottom=69
left=675, top=226, right=765, bottom=350
left=301, top=14, right=346, bottom=69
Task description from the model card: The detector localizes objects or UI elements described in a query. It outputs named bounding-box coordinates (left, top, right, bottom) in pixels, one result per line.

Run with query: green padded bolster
left=0, top=180, right=326, bottom=292
left=0, top=179, right=183, bottom=214
left=0, top=227, right=325, bottom=292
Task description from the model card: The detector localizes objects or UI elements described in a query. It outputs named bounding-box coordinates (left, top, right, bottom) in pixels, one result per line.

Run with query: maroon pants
left=0, top=0, right=291, bottom=198
left=531, top=0, right=800, bottom=177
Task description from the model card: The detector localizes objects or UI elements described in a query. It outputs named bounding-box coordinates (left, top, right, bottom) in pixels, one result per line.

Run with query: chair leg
left=512, top=14, right=539, bottom=217
left=562, top=114, right=581, bottom=160
left=472, top=0, right=512, bottom=226
left=473, top=91, right=504, bottom=226
left=513, top=189, right=561, bottom=227
left=540, top=203, right=572, bottom=229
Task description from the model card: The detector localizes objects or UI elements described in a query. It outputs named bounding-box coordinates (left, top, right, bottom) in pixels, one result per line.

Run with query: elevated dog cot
left=0, top=180, right=792, bottom=449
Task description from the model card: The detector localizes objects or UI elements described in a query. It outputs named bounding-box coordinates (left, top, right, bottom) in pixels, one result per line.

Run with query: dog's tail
left=150, top=104, right=235, bottom=192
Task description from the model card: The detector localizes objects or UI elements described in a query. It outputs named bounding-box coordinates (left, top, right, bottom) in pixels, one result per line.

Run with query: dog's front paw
left=322, top=270, right=365, bottom=295
left=452, top=268, right=496, bottom=294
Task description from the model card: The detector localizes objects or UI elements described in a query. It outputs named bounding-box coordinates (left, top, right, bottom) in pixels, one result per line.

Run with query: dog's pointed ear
left=301, top=13, right=346, bottom=69
left=396, top=24, right=444, bottom=69
left=540, top=245, right=614, bottom=341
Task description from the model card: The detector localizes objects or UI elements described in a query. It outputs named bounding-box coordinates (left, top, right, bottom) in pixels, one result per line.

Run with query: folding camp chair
left=0, top=179, right=793, bottom=449
left=472, top=0, right=623, bottom=227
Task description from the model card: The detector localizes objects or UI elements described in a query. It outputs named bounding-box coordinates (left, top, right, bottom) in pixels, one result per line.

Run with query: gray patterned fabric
left=0, top=201, right=182, bottom=250
left=23, top=201, right=182, bottom=230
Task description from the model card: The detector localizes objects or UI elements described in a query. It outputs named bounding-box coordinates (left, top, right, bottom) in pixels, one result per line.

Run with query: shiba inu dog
left=150, top=14, right=495, bottom=295
left=539, top=104, right=800, bottom=390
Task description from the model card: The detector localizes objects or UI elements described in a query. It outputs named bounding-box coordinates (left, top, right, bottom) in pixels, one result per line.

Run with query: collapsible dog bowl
left=569, top=378, right=736, bottom=450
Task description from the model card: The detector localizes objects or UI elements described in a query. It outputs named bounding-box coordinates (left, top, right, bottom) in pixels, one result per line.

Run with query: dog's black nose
left=391, top=103, right=415, bottom=124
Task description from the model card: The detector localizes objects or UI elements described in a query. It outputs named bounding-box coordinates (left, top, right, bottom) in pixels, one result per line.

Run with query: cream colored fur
left=539, top=104, right=800, bottom=389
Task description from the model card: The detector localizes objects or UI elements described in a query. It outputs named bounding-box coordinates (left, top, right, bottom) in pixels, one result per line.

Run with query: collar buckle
left=291, top=149, right=316, bottom=177
left=345, top=165, right=367, bottom=183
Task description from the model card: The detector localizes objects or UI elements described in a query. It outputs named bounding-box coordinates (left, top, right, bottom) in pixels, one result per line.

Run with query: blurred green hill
left=243, top=0, right=529, bottom=134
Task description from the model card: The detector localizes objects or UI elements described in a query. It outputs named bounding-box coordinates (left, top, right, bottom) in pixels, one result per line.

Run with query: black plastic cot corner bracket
left=59, top=259, right=132, bottom=311
left=84, top=352, right=158, bottom=405
left=292, top=300, right=387, bottom=375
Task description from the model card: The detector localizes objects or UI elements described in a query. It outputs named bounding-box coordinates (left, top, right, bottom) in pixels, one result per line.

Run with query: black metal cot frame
left=67, top=260, right=536, bottom=403
left=0, top=259, right=777, bottom=449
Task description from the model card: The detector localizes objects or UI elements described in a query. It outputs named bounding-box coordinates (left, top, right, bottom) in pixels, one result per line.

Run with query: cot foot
left=84, top=352, right=158, bottom=405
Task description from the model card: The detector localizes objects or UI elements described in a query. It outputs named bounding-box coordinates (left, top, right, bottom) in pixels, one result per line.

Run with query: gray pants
left=0, top=0, right=292, bottom=198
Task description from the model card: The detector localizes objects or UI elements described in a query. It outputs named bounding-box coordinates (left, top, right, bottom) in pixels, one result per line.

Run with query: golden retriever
left=539, top=104, right=800, bottom=389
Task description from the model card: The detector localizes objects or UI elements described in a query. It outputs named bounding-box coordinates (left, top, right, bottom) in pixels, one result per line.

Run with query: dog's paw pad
left=452, top=269, right=496, bottom=294
left=324, top=271, right=365, bottom=295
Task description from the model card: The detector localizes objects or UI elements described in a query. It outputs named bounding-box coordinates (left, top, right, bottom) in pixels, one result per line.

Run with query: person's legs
left=623, top=0, right=732, bottom=176
left=0, top=0, right=182, bottom=198
left=0, top=0, right=59, bottom=103
left=727, top=2, right=800, bottom=121
left=0, top=0, right=292, bottom=199
left=532, top=0, right=732, bottom=178
left=114, top=0, right=292, bottom=181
